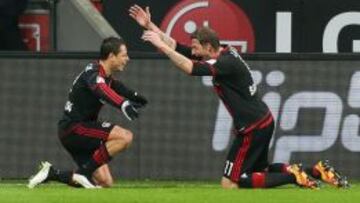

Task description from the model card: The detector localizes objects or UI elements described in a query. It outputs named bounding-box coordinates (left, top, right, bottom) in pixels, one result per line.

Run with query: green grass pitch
left=0, top=180, right=359, bottom=203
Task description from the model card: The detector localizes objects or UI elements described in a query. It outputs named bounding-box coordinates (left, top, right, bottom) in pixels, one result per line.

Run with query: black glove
left=130, top=92, right=148, bottom=108
left=121, top=100, right=139, bottom=121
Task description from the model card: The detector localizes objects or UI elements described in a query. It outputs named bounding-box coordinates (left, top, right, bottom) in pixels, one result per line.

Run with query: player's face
left=112, top=44, right=130, bottom=71
left=191, top=39, right=211, bottom=59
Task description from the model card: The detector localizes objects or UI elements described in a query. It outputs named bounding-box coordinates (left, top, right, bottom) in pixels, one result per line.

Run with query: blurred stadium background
left=0, top=0, right=360, bottom=188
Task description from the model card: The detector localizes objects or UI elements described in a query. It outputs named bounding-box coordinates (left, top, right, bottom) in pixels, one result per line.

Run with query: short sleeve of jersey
left=83, top=68, right=101, bottom=87
left=191, top=56, right=236, bottom=76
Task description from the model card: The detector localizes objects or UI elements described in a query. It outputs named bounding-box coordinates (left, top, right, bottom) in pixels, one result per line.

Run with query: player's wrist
left=148, top=22, right=162, bottom=33
left=146, top=22, right=155, bottom=30
left=143, top=21, right=150, bottom=29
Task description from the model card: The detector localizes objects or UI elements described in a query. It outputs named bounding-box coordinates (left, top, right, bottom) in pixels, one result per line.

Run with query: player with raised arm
left=28, top=37, right=147, bottom=189
left=129, top=4, right=349, bottom=189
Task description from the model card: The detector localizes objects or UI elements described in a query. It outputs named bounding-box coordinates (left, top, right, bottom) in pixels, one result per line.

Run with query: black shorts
left=58, top=120, right=115, bottom=167
left=223, top=113, right=274, bottom=183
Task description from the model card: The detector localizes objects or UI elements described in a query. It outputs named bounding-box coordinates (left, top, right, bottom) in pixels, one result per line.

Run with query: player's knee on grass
left=94, top=175, right=113, bottom=188
left=221, top=177, right=239, bottom=189
left=93, top=165, right=114, bottom=188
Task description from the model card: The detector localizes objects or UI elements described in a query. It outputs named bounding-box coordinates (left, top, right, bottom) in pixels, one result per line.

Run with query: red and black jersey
left=176, top=44, right=270, bottom=131
left=59, top=61, right=137, bottom=125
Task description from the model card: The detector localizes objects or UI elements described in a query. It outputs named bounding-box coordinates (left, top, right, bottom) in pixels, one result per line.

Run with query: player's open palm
left=129, top=4, right=151, bottom=29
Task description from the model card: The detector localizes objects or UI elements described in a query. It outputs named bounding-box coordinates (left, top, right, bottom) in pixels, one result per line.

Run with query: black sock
left=76, top=159, right=99, bottom=178
left=264, top=173, right=296, bottom=187
left=77, top=144, right=112, bottom=178
left=268, top=163, right=289, bottom=173
left=47, top=167, right=74, bottom=185
left=238, top=172, right=296, bottom=188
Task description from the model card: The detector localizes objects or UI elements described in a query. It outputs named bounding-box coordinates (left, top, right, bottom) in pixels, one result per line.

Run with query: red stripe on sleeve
left=97, top=83, right=124, bottom=105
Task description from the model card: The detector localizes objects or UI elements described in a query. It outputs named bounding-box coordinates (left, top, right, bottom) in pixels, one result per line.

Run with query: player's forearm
left=159, top=33, right=176, bottom=50
left=93, top=83, right=125, bottom=108
left=146, top=22, right=161, bottom=33
left=111, top=80, right=134, bottom=98
left=147, top=22, right=176, bottom=50
left=159, top=44, right=193, bottom=74
left=112, top=85, right=135, bottom=100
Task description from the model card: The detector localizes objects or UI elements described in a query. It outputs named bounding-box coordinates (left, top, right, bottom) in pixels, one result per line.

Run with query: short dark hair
left=190, top=27, right=220, bottom=50
left=100, top=37, right=126, bottom=60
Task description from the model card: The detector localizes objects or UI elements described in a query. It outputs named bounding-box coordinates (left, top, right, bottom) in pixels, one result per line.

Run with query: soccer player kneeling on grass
left=129, top=4, right=349, bottom=189
left=28, top=37, right=147, bottom=189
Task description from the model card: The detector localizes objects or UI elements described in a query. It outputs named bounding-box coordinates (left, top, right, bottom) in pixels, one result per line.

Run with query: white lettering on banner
left=276, top=12, right=292, bottom=53
left=341, top=72, right=360, bottom=151
left=262, top=92, right=281, bottom=148
left=259, top=71, right=285, bottom=148
left=322, top=12, right=360, bottom=53
left=273, top=92, right=342, bottom=162
left=212, top=101, right=232, bottom=151
left=347, top=71, right=360, bottom=108
left=342, top=115, right=360, bottom=151
left=207, top=70, right=360, bottom=163
left=276, top=11, right=360, bottom=53
left=353, top=40, right=360, bottom=52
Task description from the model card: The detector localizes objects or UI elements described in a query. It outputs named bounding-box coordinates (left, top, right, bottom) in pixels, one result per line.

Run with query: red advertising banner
left=19, top=10, right=50, bottom=52
left=104, top=0, right=360, bottom=53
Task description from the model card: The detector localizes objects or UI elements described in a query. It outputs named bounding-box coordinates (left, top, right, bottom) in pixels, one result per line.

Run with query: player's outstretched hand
left=142, top=30, right=164, bottom=49
left=129, top=4, right=151, bottom=29
left=121, top=100, right=139, bottom=121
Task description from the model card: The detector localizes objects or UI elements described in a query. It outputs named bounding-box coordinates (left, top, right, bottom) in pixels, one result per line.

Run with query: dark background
left=103, top=0, right=360, bottom=52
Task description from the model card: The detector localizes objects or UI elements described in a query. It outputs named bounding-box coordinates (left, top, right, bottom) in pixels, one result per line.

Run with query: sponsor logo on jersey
left=96, top=76, right=105, bottom=84
left=206, top=59, right=217, bottom=65
left=64, top=101, right=73, bottom=112
left=101, top=122, right=112, bottom=128
left=85, top=64, right=93, bottom=71
left=240, top=173, right=248, bottom=178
